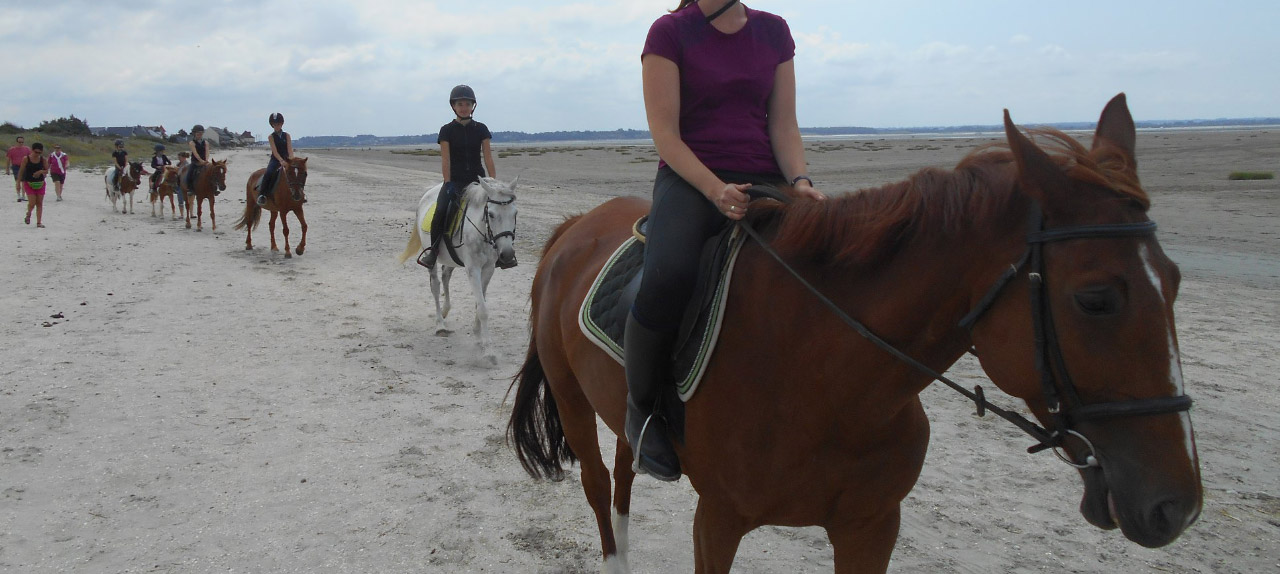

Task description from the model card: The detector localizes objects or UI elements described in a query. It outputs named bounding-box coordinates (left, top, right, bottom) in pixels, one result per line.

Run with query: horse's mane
left=463, top=177, right=514, bottom=203
left=755, top=128, right=1149, bottom=268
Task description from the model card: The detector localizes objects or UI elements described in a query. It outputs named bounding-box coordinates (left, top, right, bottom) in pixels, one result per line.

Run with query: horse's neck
left=777, top=173, right=1030, bottom=396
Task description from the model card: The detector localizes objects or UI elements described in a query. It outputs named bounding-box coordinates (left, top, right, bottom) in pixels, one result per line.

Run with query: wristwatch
left=790, top=175, right=814, bottom=187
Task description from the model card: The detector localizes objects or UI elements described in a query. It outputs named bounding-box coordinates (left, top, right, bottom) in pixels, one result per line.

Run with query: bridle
left=738, top=189, right=1193, bottom=469
left=280, top=162, right=307, bottom=200
left=468, top=194, right=517, bottom=249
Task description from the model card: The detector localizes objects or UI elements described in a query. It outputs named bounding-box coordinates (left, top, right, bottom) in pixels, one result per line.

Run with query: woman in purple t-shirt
left=625, top=0, right=826, bottom=481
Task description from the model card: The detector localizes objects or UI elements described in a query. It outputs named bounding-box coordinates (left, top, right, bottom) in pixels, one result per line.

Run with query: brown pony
left=150, top=166, right=181, bottom=219
left=233, top=157, right=309, bottom=256
left=106, top=161, right=146, bottom=214
left=508, top=95, right=1201, bottom=573
left=183, top=159, right=227, bottom=231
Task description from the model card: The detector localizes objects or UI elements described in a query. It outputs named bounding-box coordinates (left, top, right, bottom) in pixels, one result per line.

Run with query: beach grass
left=1228, top=171, right=1274, bottom=180
left=4, top=130, right=172, bottom=171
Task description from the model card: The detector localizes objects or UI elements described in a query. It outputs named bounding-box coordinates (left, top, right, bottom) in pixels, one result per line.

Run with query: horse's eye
left=1074, top=288, right=1120, bottom=316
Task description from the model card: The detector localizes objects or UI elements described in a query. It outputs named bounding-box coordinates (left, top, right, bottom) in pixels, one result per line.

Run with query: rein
left=737, top=188, right=1191, bottom=468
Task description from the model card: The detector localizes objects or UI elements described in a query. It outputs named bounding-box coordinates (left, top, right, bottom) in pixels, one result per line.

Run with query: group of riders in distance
left=101, top=115, right=309, bottom=249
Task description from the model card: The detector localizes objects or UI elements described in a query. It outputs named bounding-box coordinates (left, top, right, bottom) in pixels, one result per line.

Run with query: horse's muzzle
left=498, top=255, right=518, bottom=270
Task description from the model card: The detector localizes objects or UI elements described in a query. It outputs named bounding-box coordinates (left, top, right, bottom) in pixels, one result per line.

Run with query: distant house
left=90, top=125, right=165, bottom=139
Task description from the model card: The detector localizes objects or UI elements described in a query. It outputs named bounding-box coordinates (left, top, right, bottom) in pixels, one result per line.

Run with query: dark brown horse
left=232, top=157, right=309, bottom=256
left=150, top=165, right=181, bottom=219
left=508, top=94, right=1201, bottom=573
left=183, top=159, right=227, bottom=231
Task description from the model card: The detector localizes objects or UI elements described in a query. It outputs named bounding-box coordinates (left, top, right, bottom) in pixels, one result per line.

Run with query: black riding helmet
left=154, top=144, right=165, bottom=152
left=192, top=124, right=204, bottom=134
left=114, top=139, right=124, bottom=146
left=449, top=85, right=476, bottom=104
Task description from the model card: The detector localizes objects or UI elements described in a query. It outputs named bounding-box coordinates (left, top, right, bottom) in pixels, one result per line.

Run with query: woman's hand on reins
left=709, top=182, right=752, bottom=220
left=793, top=179, right=826, bottom=202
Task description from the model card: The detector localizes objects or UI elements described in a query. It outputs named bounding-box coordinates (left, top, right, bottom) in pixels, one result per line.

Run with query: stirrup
left=416, top=247, right=436, bottom=268
left=631, top=413, right=658, bottom=475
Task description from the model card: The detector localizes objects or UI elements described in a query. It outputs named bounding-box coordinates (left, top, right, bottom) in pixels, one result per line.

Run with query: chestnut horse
left=150, top=166, right=181, bottom=219
left=183, top=159, right=227, bottom=231
left=232, top=157, right=309, bottom=256
left=508, top=95, right=1200, bottom=573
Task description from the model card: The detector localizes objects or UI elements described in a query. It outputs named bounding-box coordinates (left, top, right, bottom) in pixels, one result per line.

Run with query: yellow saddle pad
left=420, top=197, right=469, bottom=235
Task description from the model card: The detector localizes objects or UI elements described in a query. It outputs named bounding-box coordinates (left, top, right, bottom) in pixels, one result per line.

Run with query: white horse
left=104, top=161, right=144, bottom=214
left=398, top=177, right=519, bottom=364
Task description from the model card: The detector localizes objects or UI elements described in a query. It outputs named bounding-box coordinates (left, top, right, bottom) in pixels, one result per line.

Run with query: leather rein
left=737, top=187, right=1192, bottom=468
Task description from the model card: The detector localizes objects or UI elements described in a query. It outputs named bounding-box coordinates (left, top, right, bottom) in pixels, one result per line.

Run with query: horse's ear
left=1093, top=93, right=1136, bottom=161
left=477, top=178, right=496, bottom=195
left=1004, top=109, right=1070, bottom=204
left=509, top=175, right=519, bottom=191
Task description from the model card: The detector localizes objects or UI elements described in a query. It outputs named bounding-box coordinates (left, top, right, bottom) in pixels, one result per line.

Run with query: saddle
left=579, top=217, right=749, bottom=402
left=418, top=196, right=471, bottom=266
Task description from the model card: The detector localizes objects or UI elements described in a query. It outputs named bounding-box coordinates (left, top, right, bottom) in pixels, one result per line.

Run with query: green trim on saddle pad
left=578, top=226, right=749, bottom=401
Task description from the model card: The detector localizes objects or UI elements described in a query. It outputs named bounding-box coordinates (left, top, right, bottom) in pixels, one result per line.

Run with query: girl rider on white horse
left=418, top=85, right=498, bottom=268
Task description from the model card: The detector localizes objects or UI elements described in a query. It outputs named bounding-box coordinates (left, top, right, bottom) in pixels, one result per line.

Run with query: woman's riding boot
left=624, top=312, right=682, bottom=481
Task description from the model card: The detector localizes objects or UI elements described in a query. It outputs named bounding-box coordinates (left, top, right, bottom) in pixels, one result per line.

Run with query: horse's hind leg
left=554, top=381, right=630, bottom=574
left=268, top=211, right=280, bottom=251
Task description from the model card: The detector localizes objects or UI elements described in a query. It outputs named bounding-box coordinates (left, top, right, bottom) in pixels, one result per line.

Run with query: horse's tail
left=232, top=200, right=262, bottom=231
left=507, top=334, right=577, bottom=481
left=396, top=223, right=423, bottom=265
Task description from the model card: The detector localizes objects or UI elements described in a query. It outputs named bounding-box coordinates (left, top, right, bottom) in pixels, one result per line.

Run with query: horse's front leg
left=209, top=198, right=216, bottom=231
left=280, top=211, right=292, bottom=259
left=151, top=193, right=157, bottom=217
left=429, top=266, right=449, bottom=335
left=466, top=266, right=493, bottom=362
left=826, top=507, right=900, bottom=574
left=268, top=211, right=280, bottom=252
left=692, top=498, right=751, bottom=574
left=293, top=209, right=307, bottom=256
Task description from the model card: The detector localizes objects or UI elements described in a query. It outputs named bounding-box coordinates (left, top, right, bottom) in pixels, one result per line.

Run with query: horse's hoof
left=244, top=245, right=252, bottom=251
left=295, top=247, right=305, bottom=256
left=285, top=252, right=292, bottom=259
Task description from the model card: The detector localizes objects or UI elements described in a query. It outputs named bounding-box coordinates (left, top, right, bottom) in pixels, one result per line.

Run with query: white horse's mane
left=462, top=177, right=516, bottom=203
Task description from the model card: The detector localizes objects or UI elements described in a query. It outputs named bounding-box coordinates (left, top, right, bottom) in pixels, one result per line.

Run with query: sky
left=2, top=0, right=1277, bottom=139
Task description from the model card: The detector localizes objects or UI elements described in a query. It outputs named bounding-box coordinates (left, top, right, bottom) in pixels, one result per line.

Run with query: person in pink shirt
left=48, top=143, right=69, bottom=201
left=6, top=135, right=31, bottom=202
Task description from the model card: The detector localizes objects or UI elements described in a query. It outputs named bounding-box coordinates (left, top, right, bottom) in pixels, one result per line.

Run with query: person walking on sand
left=174, top=151, right=189, bottom=210
left=256, top=112, right=297, bottom=206
left=7, top=135, right=31, bottom=202
left=417, top=84, right=497, bottom=268
left=48, top=144, right=68, bottom=201
left=19, top=142, right=49, bottom=227
left=183, top=125, right=217, bottom=196
left=624, top=0, right=826, bottom=481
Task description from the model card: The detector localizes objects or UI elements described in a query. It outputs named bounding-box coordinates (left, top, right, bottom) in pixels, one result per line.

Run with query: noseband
left=738, top=190, right=1192, bottom=469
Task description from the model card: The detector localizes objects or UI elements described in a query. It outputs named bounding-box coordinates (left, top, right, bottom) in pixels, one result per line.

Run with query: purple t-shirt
left=642, top=4, right=795, bottom=176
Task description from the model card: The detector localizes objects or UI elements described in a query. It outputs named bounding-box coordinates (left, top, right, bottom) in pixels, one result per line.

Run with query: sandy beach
left=1, top=127, right=1277, bottom=573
